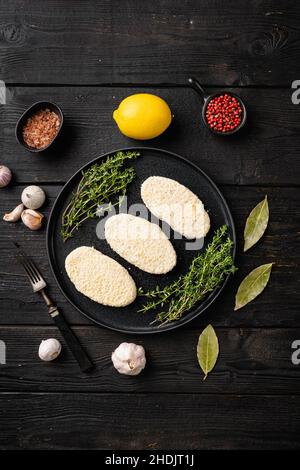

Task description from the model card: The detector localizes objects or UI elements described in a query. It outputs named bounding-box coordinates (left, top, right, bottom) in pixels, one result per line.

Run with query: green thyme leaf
left=61, top=151, right=140, bottom=241
left=139, top=225, right=236, bottom=325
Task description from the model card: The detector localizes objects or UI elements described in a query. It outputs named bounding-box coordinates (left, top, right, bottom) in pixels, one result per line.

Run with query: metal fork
left=14, top=242, right=93, bottom=372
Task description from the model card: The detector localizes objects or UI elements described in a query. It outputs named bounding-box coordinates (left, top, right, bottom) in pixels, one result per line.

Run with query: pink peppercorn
left=205, top=94, right=243, bottom=133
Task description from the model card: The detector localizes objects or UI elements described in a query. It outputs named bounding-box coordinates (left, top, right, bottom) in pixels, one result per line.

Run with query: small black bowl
left=15, top=101, right=63, bottom=152
left=188, top=77, right=247, bottom=136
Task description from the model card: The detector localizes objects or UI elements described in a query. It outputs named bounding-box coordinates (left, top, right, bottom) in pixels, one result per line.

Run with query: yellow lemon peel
left=113, top=93, right=172, bottom=140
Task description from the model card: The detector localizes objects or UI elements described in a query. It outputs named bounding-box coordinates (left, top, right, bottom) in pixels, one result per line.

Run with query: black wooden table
left=1, top=0, right=300, bottom=450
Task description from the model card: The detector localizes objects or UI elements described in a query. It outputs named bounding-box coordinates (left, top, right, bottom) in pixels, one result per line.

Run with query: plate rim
left=46, top=146, right=236, bottom=334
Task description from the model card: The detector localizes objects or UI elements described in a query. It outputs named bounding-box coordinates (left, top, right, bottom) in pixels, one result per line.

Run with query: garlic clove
left=112, top=342, right=146, bottom=376
left=21, top=185, right=46, bottom=210
left=0, top=165, right=12, bottom=188
left=38, top=338, right=62, bottom=362
left=21, top=209, right=44, bottom=230
left=3, top=203, right=24, bottom=222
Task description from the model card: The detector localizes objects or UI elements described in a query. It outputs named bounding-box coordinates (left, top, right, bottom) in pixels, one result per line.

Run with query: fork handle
left=41, top=292, right=93, bottom=372
left=51, top=310, right=94, bottom=372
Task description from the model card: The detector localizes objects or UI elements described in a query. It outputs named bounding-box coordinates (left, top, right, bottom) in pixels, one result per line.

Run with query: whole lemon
left=113, top=93, right=172, bottom=140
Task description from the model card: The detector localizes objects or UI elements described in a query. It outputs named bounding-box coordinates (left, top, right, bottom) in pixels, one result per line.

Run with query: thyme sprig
left=61, top=151, right=140, bottom=241
left=138, top=225, right=236, bottom=325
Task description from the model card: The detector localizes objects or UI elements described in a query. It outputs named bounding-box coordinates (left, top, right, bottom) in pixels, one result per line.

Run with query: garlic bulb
left=21, top=185, right=46, bottom=210
left=38, top=338, right=62, bottom=362
left=3, top=203, right=24, bottom=222
left=21, top=209, right=44, bottom=230
left=111, top=342, right=146, bottom=376
left=0, top=165, right=12, bottom=188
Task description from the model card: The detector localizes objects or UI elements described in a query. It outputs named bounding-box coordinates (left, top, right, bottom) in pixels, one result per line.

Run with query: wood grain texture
left=1, top=0, right=300, bottom=451
left=0, top=326, right=300, bottom=395
left=1, top=392, right=300, bottom=449
left=1, top=185, right=298, bottom=327
left=1, top=86, right=300, bottom=185
left=0, top=0, right=300, bottom=86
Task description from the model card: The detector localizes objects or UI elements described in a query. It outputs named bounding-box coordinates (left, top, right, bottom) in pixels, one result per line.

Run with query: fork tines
left=14, top=243, right=44, bottom=285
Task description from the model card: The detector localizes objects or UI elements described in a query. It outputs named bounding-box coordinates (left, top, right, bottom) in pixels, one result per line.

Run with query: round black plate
left=47, top=147, right=236, bottom=334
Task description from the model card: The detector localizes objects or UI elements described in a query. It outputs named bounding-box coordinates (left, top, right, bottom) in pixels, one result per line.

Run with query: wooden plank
left=2, top=86, right=300, bottom=185
left=0, top=392, right=300, bottom=449
left=0, top=0, right=300, bottom=86
left=0, top=185, right=299, bottom=327
left=0, top=326, right=300, bottom=395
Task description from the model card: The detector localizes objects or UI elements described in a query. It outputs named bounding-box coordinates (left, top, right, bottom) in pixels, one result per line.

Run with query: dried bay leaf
left=244, top=195, right=269, bottom=252
left=197, top=324, right=219, bottom=380
left=234, top=263, right=273, bottom=311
